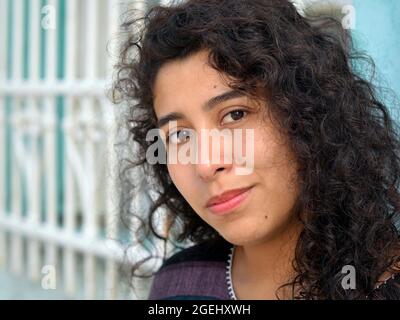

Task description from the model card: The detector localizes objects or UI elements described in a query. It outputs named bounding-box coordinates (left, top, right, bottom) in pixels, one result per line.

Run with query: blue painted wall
left=353, top=0, right=400, bottom=116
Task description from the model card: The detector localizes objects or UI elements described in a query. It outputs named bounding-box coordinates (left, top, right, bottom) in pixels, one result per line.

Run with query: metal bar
left=43, top=0, right=58, bottom=274
left=0, top=0, right=9, bottom=270
left=104, top=0, right=122, bottom=300
left=0, top=216, right=126, bottom=263
left=26, top=0, right=41, bottom=283
left=63, top=0, right=78, bottom=297
left=10, top=0, right=24, bottom=276
left=0, top=80, right=108, bottom=96
left=82, top=0, right=99, bottom=300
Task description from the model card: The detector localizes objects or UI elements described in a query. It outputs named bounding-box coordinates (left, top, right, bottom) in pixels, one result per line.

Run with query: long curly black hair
left=111, top=0, right=400, bottom=299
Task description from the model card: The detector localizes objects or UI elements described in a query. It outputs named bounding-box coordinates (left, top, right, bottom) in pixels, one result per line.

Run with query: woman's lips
left=206, top=186, right=253, bottom=215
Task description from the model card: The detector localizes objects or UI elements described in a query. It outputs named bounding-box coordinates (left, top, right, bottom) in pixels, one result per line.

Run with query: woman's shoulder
left=147, top=237, right=233, bottom=300
left=158, top=237, right=232, bottom=268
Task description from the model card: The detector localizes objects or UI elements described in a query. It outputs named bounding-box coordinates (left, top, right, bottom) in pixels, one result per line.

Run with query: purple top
left=147, top=237, right=400, bottom=300
left=148, top=238, right=232, bottom=300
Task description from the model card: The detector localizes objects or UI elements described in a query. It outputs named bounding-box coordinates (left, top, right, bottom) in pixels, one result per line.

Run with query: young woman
left=112, top=0, right=400, bottom=299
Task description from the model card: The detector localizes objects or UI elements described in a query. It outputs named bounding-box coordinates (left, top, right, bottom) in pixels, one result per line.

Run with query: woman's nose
left=194, top=130, right=234, bottom=182
left=195, top=161, right=231, bottom=182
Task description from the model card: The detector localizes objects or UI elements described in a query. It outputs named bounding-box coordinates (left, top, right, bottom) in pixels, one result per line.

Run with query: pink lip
left=207, top=186, right=253, bottom=216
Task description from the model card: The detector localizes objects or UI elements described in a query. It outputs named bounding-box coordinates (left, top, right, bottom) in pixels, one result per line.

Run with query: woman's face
left=153, top=49, right=301, bottom=246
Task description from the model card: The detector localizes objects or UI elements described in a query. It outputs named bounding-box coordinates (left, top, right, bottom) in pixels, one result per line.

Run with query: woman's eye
left=221, top=109, right=248, bottom=124
left=167, top=129, right=191, bottom=145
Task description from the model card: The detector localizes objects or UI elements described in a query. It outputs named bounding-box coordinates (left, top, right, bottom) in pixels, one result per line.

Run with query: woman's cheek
left=167, top=163, right=180, bottom=185
left=167, top=163, right=192, bottom=197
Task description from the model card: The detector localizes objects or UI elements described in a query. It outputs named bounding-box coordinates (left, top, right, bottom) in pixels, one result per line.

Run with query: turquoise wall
left=353, top=0, right=400, bottom=116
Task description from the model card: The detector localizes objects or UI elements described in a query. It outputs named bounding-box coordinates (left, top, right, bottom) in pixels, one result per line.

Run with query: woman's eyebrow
left=203, top=89, right=246, bottom=111
left=156, top=89, right=246, bottom=128
left=156, top=112, right=185, bottom=129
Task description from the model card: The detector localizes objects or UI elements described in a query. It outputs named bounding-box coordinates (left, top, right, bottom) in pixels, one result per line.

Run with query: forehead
left=153, top=50, right=232, bottom=113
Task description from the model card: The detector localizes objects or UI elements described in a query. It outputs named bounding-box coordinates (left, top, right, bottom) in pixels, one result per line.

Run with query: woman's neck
left=232, top=217, right=304, bottom=299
